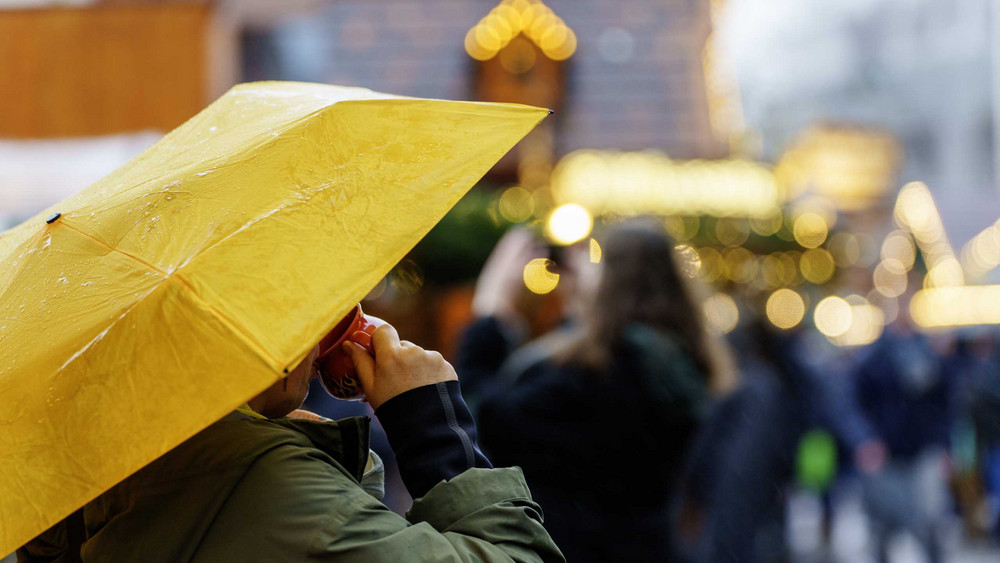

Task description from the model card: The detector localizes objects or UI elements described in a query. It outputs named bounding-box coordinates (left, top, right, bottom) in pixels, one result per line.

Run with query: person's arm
left=456, top=228, right=540, bottom=408
left=316, top=325, right=561, bottom=560
left=196, top=438, right=561, bottom=562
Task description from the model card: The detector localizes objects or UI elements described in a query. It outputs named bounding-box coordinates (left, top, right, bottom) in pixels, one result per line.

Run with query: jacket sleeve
left=195, top=444, right=563, bottom=562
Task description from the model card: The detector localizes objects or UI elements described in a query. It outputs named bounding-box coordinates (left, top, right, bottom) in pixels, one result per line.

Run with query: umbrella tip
left=46, top=212, right=62, bottom=224
left=547, top=110, right=555, bottom=115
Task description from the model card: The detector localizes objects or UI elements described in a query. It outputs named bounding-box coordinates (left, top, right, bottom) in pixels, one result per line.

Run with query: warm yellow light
left=545, top=27, right=577, bottom=60
left=777, top=252, right=799, bottom=285
left=911, top=286, right=1000, bottom=327
left=494, top=4, right=522, bottom=29
left=828, top=299, right=884, bottom=347
left=498, top=186, right=535, bottom=222
left=528, top=10, right=555, bottom=41
left=880, top=230, right=916, bottom=271
left=793, top=212, right=828, bottom=249
left=715, top=217, right=750, bottom=246
left=724, top=247, right=757, bottom=284
left=776, top=127, right=901, bottom=211
left=961, top=223, right=1000, bottom=278
left=465, top=27, right=497, bottom=60
left=896, top=182, right=937, bottom=234
left=589, top=238, right=602, bottom=263
left=827, top=232, right=861, bottom=267
left=749, top=211, right=783, bottom=236
left=926, top=257, right=965, bottom=288
left=697, top=247, right=723, bottom=281
left=664, top=216, right=701, bottom=241
left=814, top=296, right=852, bottom=337
left=546, top=203, right=593, bottom=245
left=800, top=248, right=835, bottom=284
left=539, top=22, right=568, bottom=51
left=550, top=150, right=781, bottom=218
left=766, top=289, right=805, bottom=329
left=466, top=1, right=577, bottom=62
left=704, top=292, right=739, bottom=334
left=791, top=197, right=838, bottom=229
left=873, top=259, right=907, bottom=297
left=486, top=12, right=516, bottom=42
left=759, top=255, right=784, bottom=288
left=523, top=257, right=560, bottom=294
left=475, top=22, right=504, bottom=51
left=674, top=244, right=702, bottom=278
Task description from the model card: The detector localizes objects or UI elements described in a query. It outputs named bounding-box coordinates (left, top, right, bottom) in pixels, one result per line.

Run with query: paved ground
left=789, top=484, right=1000, bottom=563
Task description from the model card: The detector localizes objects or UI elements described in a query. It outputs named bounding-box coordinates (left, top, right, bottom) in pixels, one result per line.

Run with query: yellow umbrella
left=0, top=81, right=547, bottom=553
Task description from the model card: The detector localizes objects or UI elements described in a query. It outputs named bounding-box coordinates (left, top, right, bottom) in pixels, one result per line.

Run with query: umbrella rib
left=57, top=222, right=166, bottom=277
left=56, top=222, right=284, bottom=372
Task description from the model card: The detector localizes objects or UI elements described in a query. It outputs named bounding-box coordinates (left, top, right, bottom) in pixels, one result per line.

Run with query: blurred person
left=19, top=324, right=563, bottom=562
left=457, top=219, right=734, bottom=561
left=679, top=319, right=864, bottom=562
left=950, top=329, right=1000, bottom=538
left=851, top=311, right=952, bottom=563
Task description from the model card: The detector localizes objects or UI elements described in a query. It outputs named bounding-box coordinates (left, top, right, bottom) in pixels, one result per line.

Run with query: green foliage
left=409, top=186, right=510, bottom=286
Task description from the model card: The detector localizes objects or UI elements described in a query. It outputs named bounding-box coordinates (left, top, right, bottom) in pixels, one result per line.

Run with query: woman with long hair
left=457, top=218, right=733, bottom=561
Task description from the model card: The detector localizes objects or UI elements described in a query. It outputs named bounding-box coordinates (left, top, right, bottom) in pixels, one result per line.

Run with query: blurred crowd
left=305, top=218, right=1000, bottom=562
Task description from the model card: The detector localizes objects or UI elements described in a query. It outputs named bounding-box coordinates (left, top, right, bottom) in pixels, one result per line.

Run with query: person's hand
left=343, top=324, right=458, bottom=410
left=472, top=227, right=544, bottom=322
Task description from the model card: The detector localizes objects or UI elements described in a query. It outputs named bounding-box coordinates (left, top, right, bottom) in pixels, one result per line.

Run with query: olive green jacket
left=22, top=412, right=563, bottom=562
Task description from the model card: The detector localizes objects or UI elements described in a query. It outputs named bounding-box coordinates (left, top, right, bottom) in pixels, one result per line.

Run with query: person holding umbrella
left=1, top=83, right=560, bottom=561
left=20, top=320, right=563, bottom=561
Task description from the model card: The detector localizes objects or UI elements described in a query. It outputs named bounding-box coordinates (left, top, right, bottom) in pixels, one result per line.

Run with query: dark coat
left=854, top=331, right=951, bottom=460
left=458, top=317, right=707, bottom=562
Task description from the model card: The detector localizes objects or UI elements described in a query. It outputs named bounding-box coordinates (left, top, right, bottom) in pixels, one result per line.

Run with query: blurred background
left=4, top=0, right=1000, bottom=561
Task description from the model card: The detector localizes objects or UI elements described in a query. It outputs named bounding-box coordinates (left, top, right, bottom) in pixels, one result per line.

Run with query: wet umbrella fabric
left=0, top=81, right=547, bottom=553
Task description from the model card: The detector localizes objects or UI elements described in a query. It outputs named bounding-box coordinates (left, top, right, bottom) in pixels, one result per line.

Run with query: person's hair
left=555, top=218, right=734, bottom=394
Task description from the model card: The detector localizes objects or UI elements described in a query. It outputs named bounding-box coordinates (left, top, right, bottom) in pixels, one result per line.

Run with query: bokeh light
left=749, top=210, right=783, bottom=236
left=799, top=248, right=835, bottom=284
left=814, top=296, right=852, bottom=337
left=523, top=257, right=560, bottom=294
left=911, top=286, right=1000, bottom=328
left=498, top=185, right=535, bottom=222
left=961, top=220, right=1000, bottom=278
left=589, top=237, right=602, bottom=263
left=880, top=229, right=916, bottom=270
left=792, top=212, right=828, bottom=249
left=697, top=247, right=724, bottom=281
left=704, top=292, right=739, bottom=334
left=827, top=232, right=861, bottom=267
left=465, top=0, right=577, bottom=62
left=724, top=246, right=757, bottom=284
left=545, top=203, right=592, bottom=245
left=759, top=254, right=785, bottom=288
left=551, top=150, right=781, bottom=218
left=873, top=259, right=907, bottom=297
left=894, top=181, right=964, bottom=288
left=766, top=288, right=805, bottom=329
left=715, top=217, right=750, bottom=246
left=828, top=296, right=885, bottom=347
left=925, top=257, right=964, bottom=288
